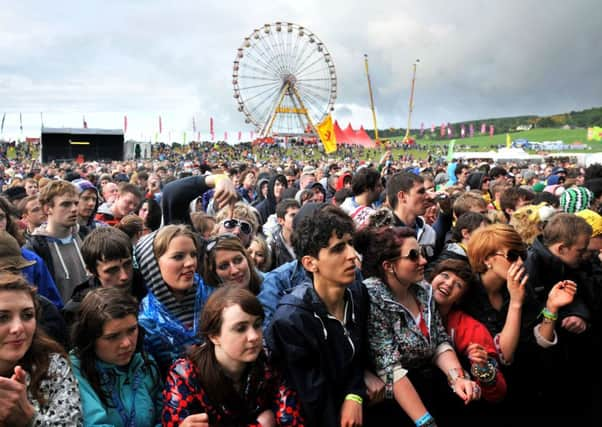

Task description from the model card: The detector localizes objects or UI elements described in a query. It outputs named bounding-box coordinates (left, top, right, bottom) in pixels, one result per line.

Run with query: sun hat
left=0, top=231, right=36, bottom=271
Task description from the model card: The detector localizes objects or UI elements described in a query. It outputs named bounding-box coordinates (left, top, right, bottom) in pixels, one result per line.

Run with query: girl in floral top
left=354, top=226, right=480, bottom=426
left=0, top=273, right=82, bottom=426
left=163, top=286, right=303, bottom=427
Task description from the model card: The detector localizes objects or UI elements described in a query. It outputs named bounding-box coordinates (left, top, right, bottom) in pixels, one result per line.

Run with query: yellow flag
left=506, top=133, right=511, bottom=148
left=316, top=115, right=337, bottom=154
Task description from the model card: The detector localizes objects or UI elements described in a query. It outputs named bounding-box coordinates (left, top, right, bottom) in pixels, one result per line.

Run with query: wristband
left=415, top=411, right=434, bottom=427
left=541, top=307, right=558, bottom=321
left=344, top=393, right=363, bottom=405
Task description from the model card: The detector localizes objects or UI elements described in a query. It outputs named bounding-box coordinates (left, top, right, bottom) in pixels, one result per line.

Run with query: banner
left=192, top=117, right=196, bottom=133
left=183, top=131, right=187, bottom=144
left=506, top=133, right=512, bottom=148
left=481, top=123, right=486, bottom=134
left=224, top=131, right=228, bottom=140
left=124, top=115, right=128, bottom=133
left=587, top=127, right=602, bottom=141
left=431, top=124, right=435, bottom=134
left=420, top=122, right=424, bottom=136
left=469, top=123, right=474, bottom=138
left=238, top=131, right=242, bottom=141
left=159, top=116, right=163, bottom=134
left=440, top=123, right=446, bottom=137
left=316, top=114, right=337, bottom=154
left=489, top=124, right=495, bottom=137
left=210, top=117, right=214, bottom=134
left=1, top=113, right=5, bottom=134
left=461, top=125, right=465, bottom=138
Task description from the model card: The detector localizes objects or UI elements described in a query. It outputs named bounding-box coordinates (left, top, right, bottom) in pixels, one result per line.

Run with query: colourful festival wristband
left=541, top=307, right=558, bottom=321
left=415, top=411, right=434, bottom=427
left=344, top=393, right=363, bottom=405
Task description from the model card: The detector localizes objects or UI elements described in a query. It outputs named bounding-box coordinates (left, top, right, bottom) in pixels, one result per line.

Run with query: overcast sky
left=1, top=0, right=600, bottom=141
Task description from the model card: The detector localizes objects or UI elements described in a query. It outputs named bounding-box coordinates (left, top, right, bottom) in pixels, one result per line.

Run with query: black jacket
left=255, top=174, right=287, bottom=225
left=265, top=281, right=368, bottom=427
left=161, top=176, right=210, bottom=225
left=524, top=235, right=591, bottom=322
left=269, top=230, right=295, bottom=270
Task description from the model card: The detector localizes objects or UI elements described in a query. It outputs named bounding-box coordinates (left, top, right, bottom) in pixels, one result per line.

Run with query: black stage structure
left=40, top=128, right=124, bottom=163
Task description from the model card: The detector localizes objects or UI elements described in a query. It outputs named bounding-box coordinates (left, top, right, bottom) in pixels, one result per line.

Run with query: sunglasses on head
left=220, top=218, right=252, bottom=235
left=495, top=249, right=526, bottom=263
left=391, top=246, right=427, bottom=263
left=206, top=233, right=240, bottom=252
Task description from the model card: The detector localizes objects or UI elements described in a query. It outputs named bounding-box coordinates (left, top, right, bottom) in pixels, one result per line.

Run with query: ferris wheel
left=233, top=22, right=337, bottom=138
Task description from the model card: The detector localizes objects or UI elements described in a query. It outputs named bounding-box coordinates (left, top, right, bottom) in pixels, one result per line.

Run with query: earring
left=485, top=263, right=492, bottom=269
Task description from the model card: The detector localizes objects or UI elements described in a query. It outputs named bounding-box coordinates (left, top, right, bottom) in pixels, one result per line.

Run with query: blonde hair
left=214, top=202, right=259, bottom=234
left=38, top=180, right=77, bottom=207
left=249, top=235, right=272, bottom=272
left=467, top=224, right=526, bottom=273
left=153, top=224, right=197, bottom=259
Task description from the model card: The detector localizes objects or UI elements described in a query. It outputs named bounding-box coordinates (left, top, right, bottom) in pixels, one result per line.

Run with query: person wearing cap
left=299, top=166, right=317, bottom=190
left=72, top=178, right=104, bottom=239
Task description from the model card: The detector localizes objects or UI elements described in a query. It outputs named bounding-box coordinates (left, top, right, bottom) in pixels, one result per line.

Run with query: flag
left=250, top=131, right=254, bottom=140
left=83, top=115, right=87, bottom=128
left=40, top=112, right=44, bottom=128
left=489, top=125, right=495, bottom=137
left=224, top=131, right=228, bottom=140
left=440, top=123, right=446, bottom=137
left=420, top=122, right=424, bottom=136
left=192, top=117, right=197, bottom=133
left=481, top=123, right=486, bottom=134
left=446, top=140, right=456, bottom=162
left=124, top=115, right=128, bottom=133
left=20, top=113, right=23, bottom=132
left=1, top=113, right=5, bottom=134
left=159, top=116, right=163, bottom=134
left=587, top=127, right=602, bottom=141
left=238, top=131, right=242, bottom=141
left=469, top=123, right=474, bottom=137
left=316, top=114, right=337, bottom=154
left=461, top=125, right=465, bottom=138
left=211, top=132, right=215, bottom=141
left=506, top=133, right=512, bottom=148
left=210, top=117, right=214, bottom=134
left=431, top=124, right=435, bottom=134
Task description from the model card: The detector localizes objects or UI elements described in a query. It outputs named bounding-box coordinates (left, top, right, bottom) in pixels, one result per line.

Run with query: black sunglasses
left=495, top=249, right=526, bottom=263
left=220, top=218, right=252, bottom=235
left=206, top=233, right=240, bottom=252
left=390, top=247, right=427, bottom=263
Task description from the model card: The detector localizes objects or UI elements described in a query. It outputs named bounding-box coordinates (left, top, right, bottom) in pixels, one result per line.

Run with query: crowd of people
left=0, top=145, right=601, bottom=426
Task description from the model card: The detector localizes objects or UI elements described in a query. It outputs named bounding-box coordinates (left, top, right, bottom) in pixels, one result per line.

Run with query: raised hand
left=546, top=280, right=577, bottom=311
left=506, top=260, right=528, bottom=303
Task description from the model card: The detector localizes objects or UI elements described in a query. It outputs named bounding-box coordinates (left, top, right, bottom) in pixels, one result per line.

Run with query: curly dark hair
left=292, top=204, right=354, bottom=260
left=353, top=226, right=416, bottom=279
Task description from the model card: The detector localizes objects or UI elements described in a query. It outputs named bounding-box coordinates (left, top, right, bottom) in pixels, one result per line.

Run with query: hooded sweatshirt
left=27, top=225, right=89, bottom=304
left=255, top=174, right=287, bottom=225
left=72, top=178, right=103, bottom=237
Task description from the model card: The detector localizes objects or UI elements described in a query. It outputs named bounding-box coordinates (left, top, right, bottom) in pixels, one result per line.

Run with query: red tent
left=335, top=122, right=376, bottom=148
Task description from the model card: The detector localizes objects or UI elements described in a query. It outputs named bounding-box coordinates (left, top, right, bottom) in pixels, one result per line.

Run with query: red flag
left=238, top=131, right=242, bottom=141
left=440, top=123, right=446, bottom=137
left=489, top=124, right=495, bottom=137
left=124, top=115, right=128, bottom=133
left=83, top=115, right=88, bottom=128
left=224, top=131, right=228, bottom=140
left=192, top=117, right=197, bottom=132
left=430, top=124, right=435, bottom=133
left=210, top=117, right=214, bottom=134
left=481, top=123, right=486, bottom=134
left=159, top=116, right=163, bottom=134
left=461, top=125, right=465, bottom=138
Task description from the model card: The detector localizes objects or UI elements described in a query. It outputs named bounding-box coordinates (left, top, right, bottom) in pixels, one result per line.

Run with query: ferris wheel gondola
left=232, top=22, right=337, bottom=138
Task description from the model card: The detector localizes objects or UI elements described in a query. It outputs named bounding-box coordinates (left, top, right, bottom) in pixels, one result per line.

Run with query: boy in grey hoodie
left=26, top=180, right=89, bottom=304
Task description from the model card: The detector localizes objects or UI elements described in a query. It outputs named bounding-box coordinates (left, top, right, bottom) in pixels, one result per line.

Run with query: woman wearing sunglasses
left=465, top=224, right=577, bottom=416
left=214, top=202, right=259, bottom=248
left=136, top=225, right=214, bottom=373
left=354, top=226, right=480, bottom=427
left=202, top=235, right=262, bottom=295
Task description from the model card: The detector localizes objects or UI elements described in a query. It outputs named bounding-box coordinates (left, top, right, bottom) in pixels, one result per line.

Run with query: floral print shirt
left=26, top=353, right=83, bottom=426
left=364, top=277, right=453, bottom=399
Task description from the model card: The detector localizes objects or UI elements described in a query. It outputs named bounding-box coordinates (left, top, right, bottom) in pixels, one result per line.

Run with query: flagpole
left=403, top=59, right=419, bottom=143
left=364, top=54, right=379, bottom=143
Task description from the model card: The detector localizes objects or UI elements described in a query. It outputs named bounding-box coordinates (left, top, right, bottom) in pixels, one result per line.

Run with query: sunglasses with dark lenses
left=496, top=249, right=526, bottom=263
left=391, top=246, right=427, bottom=263
left=206, top=233, right=240, bottom=252
left=221, top=218, right=252, bottom=235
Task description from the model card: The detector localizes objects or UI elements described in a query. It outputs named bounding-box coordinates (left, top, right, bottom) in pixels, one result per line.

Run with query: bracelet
left=541, top=307, right=558, bottom=321
left=344, top=393, right=363, bottom=405
left=470, top=358, right=497, bottom=386
left=415, top=411, right=435, bottom=427
left=446, top=367, right=469, bottom=391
